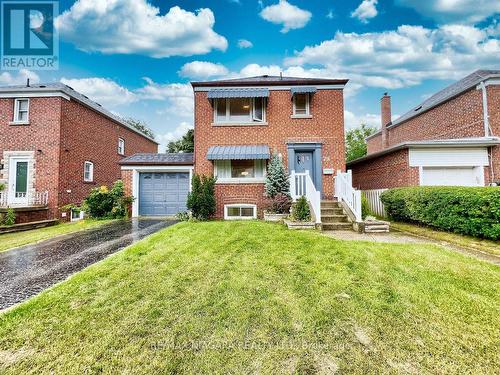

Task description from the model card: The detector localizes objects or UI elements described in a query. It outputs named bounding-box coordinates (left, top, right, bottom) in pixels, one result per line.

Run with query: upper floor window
left=84, top=161, right=94, bottom=182
left=118, top=138, right=125, bottom=155
left=214, top=159, right=266, bottom=182
left=293, top=93, right=310, bottom=117
left=14, top=98, right=29, bottom=123
left=214, top=98, right=265, bottom=124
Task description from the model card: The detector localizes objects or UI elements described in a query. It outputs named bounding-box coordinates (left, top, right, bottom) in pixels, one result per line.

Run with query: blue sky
left=2, top=0, right=499, bottom=150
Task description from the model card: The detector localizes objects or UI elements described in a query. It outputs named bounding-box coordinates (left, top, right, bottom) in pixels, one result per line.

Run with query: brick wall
left=487, top=85, right=500, bottom=183
left=194, top=89, right=346, bottom=218
left=367, top=133, right=383, bottom=154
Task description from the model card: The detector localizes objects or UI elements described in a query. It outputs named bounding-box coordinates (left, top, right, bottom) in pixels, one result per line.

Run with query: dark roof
left=347, top=137, right=500, bottom=166
left=119, top=153, right=194, bottom=165
left=191, top=75, right=348, bottom=87
left=0, top=82, right=158, bottom=143
left=391, top=70, right=500, bottom=128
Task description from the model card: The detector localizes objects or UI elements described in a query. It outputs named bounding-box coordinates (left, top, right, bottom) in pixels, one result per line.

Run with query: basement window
left=224, top=204, right=257, bottom=220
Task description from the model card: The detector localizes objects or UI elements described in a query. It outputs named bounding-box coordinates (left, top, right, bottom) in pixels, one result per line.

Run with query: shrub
left=381, top=187, right=500, bottom=240
left=265, top=153, right=290, bottom=198
left=3, top=208, right=16, bottom=226
left=0, top=183, right=5, bottom=191
left=291, top=196, right=311, bottom=222
left=265, top=193, right=292, bottom=214
left=176, top=211, right=190, bottom=221
left=361, top=192, right=371, bottom=219
left=83, top=180, right=133, bottom=219
left=187, top=174, right=216, bottom=220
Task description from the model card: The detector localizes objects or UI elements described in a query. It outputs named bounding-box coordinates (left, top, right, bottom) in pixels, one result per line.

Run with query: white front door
left=8, top=157, right=30, bottom=205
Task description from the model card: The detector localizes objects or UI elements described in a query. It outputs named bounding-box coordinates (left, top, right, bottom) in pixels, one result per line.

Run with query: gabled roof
left=191, top=75, right=348, bottom=88
left=0, top=82, right=158, bottom=143
left=119, top=153, right=194, bottom=165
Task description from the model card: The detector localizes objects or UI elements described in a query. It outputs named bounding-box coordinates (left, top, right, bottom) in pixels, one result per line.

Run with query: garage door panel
left=139, top=172, right=189, bottom=216
left=421, top=167, right=483, bottom=186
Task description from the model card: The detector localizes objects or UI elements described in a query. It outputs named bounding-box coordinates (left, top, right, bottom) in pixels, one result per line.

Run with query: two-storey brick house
left=0, top=82, right=158, bottom=224
left=348, top=70, right=500, bottom=189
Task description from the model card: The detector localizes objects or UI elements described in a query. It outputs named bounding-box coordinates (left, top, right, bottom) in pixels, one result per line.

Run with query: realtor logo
left=1, top=0, right=59, bottom=70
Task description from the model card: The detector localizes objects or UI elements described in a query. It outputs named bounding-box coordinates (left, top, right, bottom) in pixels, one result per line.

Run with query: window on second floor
left=214, top=159, right=266, bottom=181
left=118, top=138, right=125, bottom=155
left=293, top=93, right=310, bottom=117
left=214, top=98, right=265, bottom=124
left=13, top=98, right=29, bottom=123
left=84, top=161, right=94, bottom=182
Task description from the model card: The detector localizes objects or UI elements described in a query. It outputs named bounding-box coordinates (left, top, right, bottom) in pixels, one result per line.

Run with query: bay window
left=214, top=159, right=266, bottom=182
left=214, top=97, right=266, bottom=124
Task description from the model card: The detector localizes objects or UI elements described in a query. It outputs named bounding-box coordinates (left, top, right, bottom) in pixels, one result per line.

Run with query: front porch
left=0, top=191, right=50, bottom=224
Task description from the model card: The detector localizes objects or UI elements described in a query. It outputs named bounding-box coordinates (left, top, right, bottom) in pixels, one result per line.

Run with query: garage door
left=420, top=167, right=482, bottom=186
left=139, top=172, right=189, bottom=216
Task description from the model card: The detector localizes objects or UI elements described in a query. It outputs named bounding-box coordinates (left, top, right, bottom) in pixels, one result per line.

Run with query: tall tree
left=265, top=153, right=290, bottom=198
left=345, top=124, right=377, bottom=162
left=123, top=117, right=155, bottom=139
left=167, top=129, right=194, bottom=153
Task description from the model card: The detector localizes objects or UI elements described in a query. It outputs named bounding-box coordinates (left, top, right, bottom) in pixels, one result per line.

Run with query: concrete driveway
left=0, top=219, right=176, bottom=310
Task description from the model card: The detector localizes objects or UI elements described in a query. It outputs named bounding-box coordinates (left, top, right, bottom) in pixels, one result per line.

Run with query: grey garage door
left=139, top=172, right=189, bottom=216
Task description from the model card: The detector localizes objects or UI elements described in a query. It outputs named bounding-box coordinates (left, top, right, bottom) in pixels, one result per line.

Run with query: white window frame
left=118, top=138, right=125, bottom=155
left=224, top=204, right=257, bottom=220
left=214, top=98, right=266, bottom=124
left=13, top=98, right=30, bottom=123
left=292, top=93, right=310, bottom=117
left=84, top=161, right=94, bottom=182
left=214, top=159, right=267, bottom=183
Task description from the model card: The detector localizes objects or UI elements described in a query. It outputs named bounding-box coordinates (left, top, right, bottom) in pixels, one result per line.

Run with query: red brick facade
left=0, top=95, right=157, bottom=223
left=194, top=88, right=346, bottom=218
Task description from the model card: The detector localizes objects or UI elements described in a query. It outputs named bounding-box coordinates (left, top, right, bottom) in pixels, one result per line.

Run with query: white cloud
left=285, top=23, right=500, bottom=90
left=259, top=0, right=312, bottom=33
left=396, top=0, right=500, bottom=24
left=344, top=110, right=380, bottom=131
left=157, top=121, right=193, bottom=146
left=237, top=39, right=253, bottom=48
left=179, top=61, right=229, bottom=79
left=0, top=69, right=40, bottom=86
left=136, top=78, right=193, bottom=118
left=351, top=0, right=378, bottom=23
left=55, top=0, right=227, bottom=58
left=60, top=77, right=137, bottom=107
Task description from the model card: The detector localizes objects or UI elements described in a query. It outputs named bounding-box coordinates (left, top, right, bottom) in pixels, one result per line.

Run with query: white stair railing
left=334, top=170, right=362, bottom=222
left=0, top=191, right=49, bottom=207
left=289, top=170, right=321, bottom=224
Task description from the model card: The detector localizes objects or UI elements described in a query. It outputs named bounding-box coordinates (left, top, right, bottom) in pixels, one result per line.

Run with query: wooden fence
left=362, top=189, right=387, bottom=218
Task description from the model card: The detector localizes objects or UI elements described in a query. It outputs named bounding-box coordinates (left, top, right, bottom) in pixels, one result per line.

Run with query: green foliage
left=176, top=211, right=191, bottom=221
left=345, top=123, right=377, bottom=162
left=83, top=180, right=133, bottom=219
left=265, top=152, right=290, bottom=198
left=381, top=187, right=500, bottom=240
left=361, top=192, right=371, bottom=219
left=3, top=208, right=16, bottom=226
left=0, top=183, right=5, bottom=191
left=265, top=193, right=292, bottom=214
left=124, top=117, right=155, bottom=139
left=187, top=174, right=216, bottom=220
left=291, top=196, right=311, bottom=222
left=167, top=129, right=194, bottom=153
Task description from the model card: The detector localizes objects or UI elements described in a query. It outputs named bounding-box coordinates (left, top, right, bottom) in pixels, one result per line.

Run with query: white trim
left=224, top=204, right=257, bottom=220
left=194, top=84, right=345, bottom=92
left=13, top=98, right=29, bottom=123
left=213, top=97, right=266, bottom=124
left=293, top=93, right=310, bottom=116
left=409, top=148, right=489, bottom=167
left=84, top=161, right=94, bottom=182
left=8, top=156, right=31, bottom=205
left=419, top=166, right=485, bottom=187
left=118, top=138, right=125, bottom=155
left=0, top=92, right=71, bottom=100
left=481, top=78, right=500, bottom=87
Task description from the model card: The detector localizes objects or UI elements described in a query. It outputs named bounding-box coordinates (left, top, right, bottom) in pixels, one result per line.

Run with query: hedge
left=380, top=187, right=500, bottom=240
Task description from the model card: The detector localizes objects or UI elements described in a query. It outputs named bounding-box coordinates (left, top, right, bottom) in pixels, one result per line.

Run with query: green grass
left=392, top=221, right=500, bottom=257
left=0, top=219, right=116, bottom=253
left=0, top=221, right=498, bottom=373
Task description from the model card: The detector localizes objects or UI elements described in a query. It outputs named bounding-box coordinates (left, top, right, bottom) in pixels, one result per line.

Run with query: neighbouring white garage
left=409, top=147, right=488, bottom=187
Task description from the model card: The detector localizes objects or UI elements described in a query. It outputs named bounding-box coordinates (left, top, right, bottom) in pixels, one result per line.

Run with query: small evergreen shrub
left=291, top=196, right=311, bottom=222
left=3, top=208, right=16, bottom=226
left=265, top=193, right=292, bottom=214
left=83, top=180, right=133, bottom=219
left=0, top=183, right=5, bottom=191
left=381, top=186, right=500, bottom=240
left=187, top=174, right=216, bottom=220
left=265, top=153, right=290, bottom=198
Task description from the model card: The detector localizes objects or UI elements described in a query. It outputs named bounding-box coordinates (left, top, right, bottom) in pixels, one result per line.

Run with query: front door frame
left=8, top=156, right=30, bottom=205
left=287, top=142, right=323, bottom=196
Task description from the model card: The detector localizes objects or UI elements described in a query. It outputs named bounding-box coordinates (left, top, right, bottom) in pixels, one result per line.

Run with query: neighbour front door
left=8, top=158, right=29, bottom=205
left=295, top=152, right=313, bottom=176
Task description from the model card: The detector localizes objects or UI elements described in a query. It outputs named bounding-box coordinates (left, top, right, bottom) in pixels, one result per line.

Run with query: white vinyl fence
left=362, top=189, right=387, bottom=218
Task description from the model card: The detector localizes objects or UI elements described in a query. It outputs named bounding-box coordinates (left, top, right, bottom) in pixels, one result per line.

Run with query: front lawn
left=0, top=221, right=498, bottom=373
left=0, top=219, right=116, bottom=253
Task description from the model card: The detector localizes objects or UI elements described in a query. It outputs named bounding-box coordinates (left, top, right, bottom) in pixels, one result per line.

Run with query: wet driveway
left=0, top=219, right=176, bottom=310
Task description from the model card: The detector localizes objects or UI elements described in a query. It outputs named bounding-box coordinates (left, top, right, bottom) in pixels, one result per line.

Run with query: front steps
left=320, top=200, right=353, bottom=231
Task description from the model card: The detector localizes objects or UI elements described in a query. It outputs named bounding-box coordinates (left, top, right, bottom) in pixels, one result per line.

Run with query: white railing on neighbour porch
left=334, top=170, right=362, bottom=222
left=0, top=191, right=49, bottom=207
left=363, top=189, right=387, bottom=218
left=289, top=170, right=321, bottom=224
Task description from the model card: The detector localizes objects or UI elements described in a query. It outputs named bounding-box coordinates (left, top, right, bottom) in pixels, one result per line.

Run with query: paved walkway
left=0, top=219, right=176, bottom=310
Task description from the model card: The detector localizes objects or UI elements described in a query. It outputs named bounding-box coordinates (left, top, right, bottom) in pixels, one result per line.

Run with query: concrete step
left=320, top=201, right=341, bottom=209
left=322, top=222, right=353, bottom=231
left=321, top=215, right=349, bottom=223
left=321, top=208, right=344, bottom=216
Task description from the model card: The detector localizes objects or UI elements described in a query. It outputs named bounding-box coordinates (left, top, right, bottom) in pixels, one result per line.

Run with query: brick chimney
left=381, top=93, right=391, bottom=148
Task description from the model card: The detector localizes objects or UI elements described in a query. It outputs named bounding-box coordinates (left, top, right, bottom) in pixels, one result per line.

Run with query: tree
left=345, top=123, right=377, bottom=162
left=124, top=117, right=155, bottom=140
left=167, top=129, right=194, bottom=153
left=187, top=174, right=216, bottom=220
left=265, top=152, right=290, bottom=198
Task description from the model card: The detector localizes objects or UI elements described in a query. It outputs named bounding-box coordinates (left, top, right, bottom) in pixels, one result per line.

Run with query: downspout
left=480, top=81, right=490, bottom=137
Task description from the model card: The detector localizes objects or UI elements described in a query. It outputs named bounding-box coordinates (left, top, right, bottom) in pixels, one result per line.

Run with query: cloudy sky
left=4, top=0, right=499, bottom=150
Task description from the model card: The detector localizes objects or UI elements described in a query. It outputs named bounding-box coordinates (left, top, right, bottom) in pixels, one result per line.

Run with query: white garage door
left=420, top=167, right=483, bottom=186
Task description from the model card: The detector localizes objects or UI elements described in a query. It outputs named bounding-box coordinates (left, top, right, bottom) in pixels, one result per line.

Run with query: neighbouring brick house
left=120, top=75, right=348, bottom=221
left=0, top=83, right=158, bottom=224
left=348, top=70, right=500, bottom=189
